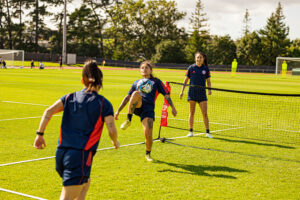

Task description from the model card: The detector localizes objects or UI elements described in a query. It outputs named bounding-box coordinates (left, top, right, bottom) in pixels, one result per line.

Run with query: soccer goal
left=0, top=49, right=24, bottom=68
left=275, top=57, right=300, bottom=75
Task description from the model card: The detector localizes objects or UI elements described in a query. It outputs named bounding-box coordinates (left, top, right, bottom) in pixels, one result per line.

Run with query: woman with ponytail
left=179, top=51, right=212, bottom=138
left=34, top=59, right=120, bottom=199
left=114, top=60, right=177, bottom=161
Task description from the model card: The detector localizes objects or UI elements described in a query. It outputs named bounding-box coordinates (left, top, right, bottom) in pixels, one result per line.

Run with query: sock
left=146, top=150, right=151, bottom=155
left=189, top=128, right=193, bottom=133
left=206, top=129, right=210, bottom=133
left=127, top=114, right=133, bottom=121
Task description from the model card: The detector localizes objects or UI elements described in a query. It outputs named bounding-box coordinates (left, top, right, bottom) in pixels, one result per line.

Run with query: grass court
left=0, top=67, right=299, bottom=199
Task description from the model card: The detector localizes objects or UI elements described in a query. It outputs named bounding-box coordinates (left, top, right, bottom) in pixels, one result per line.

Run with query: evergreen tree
left=259, top=2, right=290, bottom=65
left=185, top=0, right=210, bottom=63
left=236, top=31, right=263, bottom=65
left=190, top=0, right=209, bottom=36
left=242, top=9, right=251, bottom=35
left=288, top=39, right=300, bottom=57
left=185, top=30, right=205, bottom=63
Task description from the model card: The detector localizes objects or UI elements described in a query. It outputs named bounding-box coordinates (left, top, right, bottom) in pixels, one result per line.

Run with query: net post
left=154, top=126, right=162, bottom=141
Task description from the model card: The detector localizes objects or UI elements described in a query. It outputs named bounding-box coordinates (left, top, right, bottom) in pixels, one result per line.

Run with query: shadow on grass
left=213, top=137, right=295, bottom=149
left=154, top=160, right=248, bottom=179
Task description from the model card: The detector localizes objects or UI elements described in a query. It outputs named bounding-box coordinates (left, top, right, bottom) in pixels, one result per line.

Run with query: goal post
left=276, top=57, right=300, bottom=75
left=0, top=49, right=24, bottom=68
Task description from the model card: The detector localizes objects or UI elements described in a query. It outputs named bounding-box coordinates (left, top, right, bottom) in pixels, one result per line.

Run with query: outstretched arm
left=179, top=76, right=189, bottom=99
left=104, top=115, right=120, bottom=149
left=34, top=99, right=64, bottom=149
left=164, top=94, right=177, bottom=117
left=114, top=94, right=131, bottom=120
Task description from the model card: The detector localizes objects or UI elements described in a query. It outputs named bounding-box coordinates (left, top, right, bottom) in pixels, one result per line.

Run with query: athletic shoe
left=145, top=154, right=153, bottom=162
left=187, top=131, right=193, bottom=137
left=206, top=133, right=213, bottom=138
left=120, top=120, right=131, bottom=130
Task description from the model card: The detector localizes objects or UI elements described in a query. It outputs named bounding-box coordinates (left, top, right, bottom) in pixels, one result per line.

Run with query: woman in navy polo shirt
left=34, top=60, right=120, bottom=199
left=114, top=60, right=177, bottom=161
left=179, top=51, right=212, bottom=138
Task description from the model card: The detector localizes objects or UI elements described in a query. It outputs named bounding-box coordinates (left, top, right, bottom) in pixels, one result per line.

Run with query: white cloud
left=55, top=0, right=300, bottom=40
left=175, top=0, right=300, bottom=39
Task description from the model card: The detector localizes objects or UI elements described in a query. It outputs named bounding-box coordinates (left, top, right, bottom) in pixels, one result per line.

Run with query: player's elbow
left=44, top=108, right=53, bottom=118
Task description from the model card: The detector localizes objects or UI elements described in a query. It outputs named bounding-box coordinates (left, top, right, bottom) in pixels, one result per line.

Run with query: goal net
left=276, top=57, right=300, bottom=75
left=0, top=49, right=24, bottom=68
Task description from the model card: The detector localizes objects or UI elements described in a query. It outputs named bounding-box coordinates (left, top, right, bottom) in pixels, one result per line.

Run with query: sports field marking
left=1, top=100, right=50, bottom=107
left=0, top=115, right=61, bottom=122
left=167, top=117, right=239, bottom=127
left=0, top=127, right=240, bottom=168
left=0, top=187, right=47, bottom=200
left=0, top=141, right=145, bottom=167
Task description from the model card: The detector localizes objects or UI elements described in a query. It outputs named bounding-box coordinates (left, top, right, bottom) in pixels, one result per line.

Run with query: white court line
left=0, top=142, right=145, bottom=167
left=0, top=156, right=56, bottom=167
left=0, top=127, right=243, bottom=168
left=0, top=188, right=47, bottom=200
left=0, top=115, right=61, bottom=122
left=1, top=101, right=49, bottom=107
left=166, top=117, right=238, bottom=127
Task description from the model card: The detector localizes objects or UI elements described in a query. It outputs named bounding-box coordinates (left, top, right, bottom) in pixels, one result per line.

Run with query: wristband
left=36, top=131, right=44, bottom=136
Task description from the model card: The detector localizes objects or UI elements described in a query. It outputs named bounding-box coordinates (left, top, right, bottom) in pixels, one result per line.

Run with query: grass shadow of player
left=213, top=137, right=295, bottom=149
left=154, top=160, right=248, bottom=179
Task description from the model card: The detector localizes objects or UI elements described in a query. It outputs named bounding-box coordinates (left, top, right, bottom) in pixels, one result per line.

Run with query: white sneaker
left=187, top=131, right=193, bottom=137
left=120, top=120, right=131, bottom=130
left=206, top=133, right=213, bottom=138
left=145, top=154, right=153, bottom=162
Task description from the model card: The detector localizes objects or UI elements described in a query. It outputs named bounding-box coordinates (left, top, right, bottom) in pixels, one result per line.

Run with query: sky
left=64, top=0, right=300, bottom=40
left=175, top=0, right=300, bottom=40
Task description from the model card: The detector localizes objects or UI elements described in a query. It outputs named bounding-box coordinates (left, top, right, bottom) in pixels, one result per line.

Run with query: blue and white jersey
left=186, top=64, right=211, bottom=102
left=59, top=88, right=114, bottom=151
left=186, top=64, right=210, bottom=86
left=128, top=77, right=169, bottom=110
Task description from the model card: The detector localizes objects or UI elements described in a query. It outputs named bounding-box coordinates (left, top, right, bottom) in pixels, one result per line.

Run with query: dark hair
left=194, top=51, right=208, bottom=66
left=140, top=60, right=157, bottom=81
left=82, top=59, right=103, bottom=92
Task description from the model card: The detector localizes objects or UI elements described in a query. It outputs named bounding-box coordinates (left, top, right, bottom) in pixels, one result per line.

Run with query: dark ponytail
left=82, top=59, right=103, bottom=92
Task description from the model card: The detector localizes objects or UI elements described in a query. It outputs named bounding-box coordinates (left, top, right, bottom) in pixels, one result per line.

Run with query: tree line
left=0, top=0, right=299, bottom=66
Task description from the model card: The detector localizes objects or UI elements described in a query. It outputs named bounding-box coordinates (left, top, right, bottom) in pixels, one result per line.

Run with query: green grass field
left=0, top=68, right=299, bottom=200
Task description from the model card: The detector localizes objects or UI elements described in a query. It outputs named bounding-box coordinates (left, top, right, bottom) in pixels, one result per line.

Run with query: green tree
left=151, top=39, right=186, bottom=63
left=185, top=30, right=207, bottom=63
left=236, top=31, right=263, bottom=65
left=288, top=39, right=300, bottom=57
left=207, top=35, right=236, bottom=65
left=84, top=0, right=111, bottom=58
left=242, top=9, right=251, bottom=35
left=68, top=5, right=100, bottom=57
left=259, top=2, right=290, bottom=65
left=190, top=0, right=209, bottom=36
left=185, top=0, right=210, bottom=63
left=106, top=0, right=186, bottom=61
left=0, top=0, right=6, bottom=48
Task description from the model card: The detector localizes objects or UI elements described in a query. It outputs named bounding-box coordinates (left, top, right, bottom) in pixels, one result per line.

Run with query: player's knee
left=131, top=91, right=141, bottom=100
